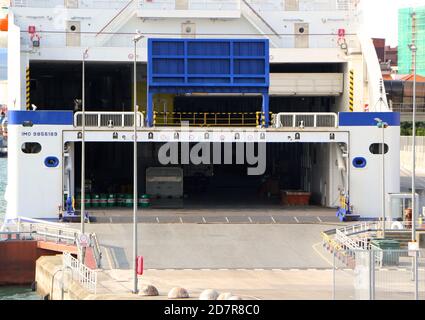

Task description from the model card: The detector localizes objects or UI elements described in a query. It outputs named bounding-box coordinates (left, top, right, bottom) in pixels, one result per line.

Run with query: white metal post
left=332, top=250, right=336, bottom=300
left=132, top=38, right=138, bottom=294
left=409, top=41, right=418, bottom=300
left=80, top=48, right=89, bottom=263
left=132, top=32, right=143, bottom=294
left=382, top=125, right=385, bottom=238
left=411, top=44, right=417, bottom=242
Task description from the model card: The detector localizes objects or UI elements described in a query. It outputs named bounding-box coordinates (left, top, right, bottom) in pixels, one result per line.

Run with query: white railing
left=335, top=228, right=370, bottom=250
left=17, top=217, right=80, bottom=245
left=11, top=0, right=131, bottom=8
left=245, top=0, right=358, bottom=11
left=63, top=251, right=97, bottom=294
left=338, top=222, right=379, bottom=237
left=74, top=111, right=144, bottom=128
left=275, top=113, right=338, bottom=129
left=332, top=220, right=425, bottom=251
left=139, top=0, right=239, bottom=11
left=12, top=217, right=102, bottom=268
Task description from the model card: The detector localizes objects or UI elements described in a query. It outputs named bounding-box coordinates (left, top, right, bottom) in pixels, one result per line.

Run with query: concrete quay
left=36, top=255, right=342, bottom=300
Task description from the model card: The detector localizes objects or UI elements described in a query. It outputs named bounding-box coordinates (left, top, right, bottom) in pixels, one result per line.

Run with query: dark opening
left=270, top=63, right=344, bottom=73
left=369, top=143, right=389, bottom=155
left=30, top=61, right=135, bottom=111
left=73, top=142, right=331, bottom=208
left=21, top=142, right=42, bottom=154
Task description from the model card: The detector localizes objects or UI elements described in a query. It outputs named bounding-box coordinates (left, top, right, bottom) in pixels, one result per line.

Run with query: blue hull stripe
left=8, top=111, right=74, bottom=125
left=339, top=112, right=400, bottom=127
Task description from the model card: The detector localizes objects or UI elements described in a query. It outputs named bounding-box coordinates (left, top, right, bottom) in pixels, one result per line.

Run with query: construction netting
left=398, top=7, right=425, bottom=76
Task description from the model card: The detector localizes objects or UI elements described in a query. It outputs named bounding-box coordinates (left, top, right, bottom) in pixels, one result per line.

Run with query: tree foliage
left=401, top=122, right=425, bottom=136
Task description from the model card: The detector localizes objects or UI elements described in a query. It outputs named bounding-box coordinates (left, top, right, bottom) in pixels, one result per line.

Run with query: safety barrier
left=275, top=112, right=338, bottom=129
left=152, top=111, right=270, bottom=127
left=139, top=0, right=239, bottom=10
left=333, top=248, right=424, bottom=300
left=63, top=251, right=97, bottom=294
left=324, top=220, right=425, bottom=253
left=12, top=217, right=102, bottom=268
left=16, top=217, right=80, bottom=244
left=74, top=112, right=144, bottom=128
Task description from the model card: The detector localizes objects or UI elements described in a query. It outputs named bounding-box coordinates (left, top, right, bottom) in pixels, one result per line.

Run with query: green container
left=99, top=194, right=108, bottom=208
left=92, top=194, right=100, bottom=208
left=107, top=194, right=116, bottom=207
left=371, top=239, right=401, bottom=266
left=138, top=194, right=151, bottom=208
left=117, top=194, right=124, bottom=207
left=84, top=194, right=91, bottom=208
left=124, top=194, right=133, bottom=208
left=75, top=194, right=81, bottom=209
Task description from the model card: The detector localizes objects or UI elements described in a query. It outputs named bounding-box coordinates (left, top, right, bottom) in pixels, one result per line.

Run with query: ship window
left=21, top=142, right=42, bottom=154
left=299, top=27, right=305, bottom=34
left=353, top=157, right=367, bottom=168
left=369, top=143, right=389, bottom=155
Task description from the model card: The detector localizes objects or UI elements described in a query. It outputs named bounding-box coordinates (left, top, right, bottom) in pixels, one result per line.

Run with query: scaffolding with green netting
left=398, top=7, right=425, bottom=76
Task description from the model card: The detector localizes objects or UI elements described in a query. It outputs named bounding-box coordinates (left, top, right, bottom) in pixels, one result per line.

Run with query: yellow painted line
left=312, top=242, right=334, bottom=267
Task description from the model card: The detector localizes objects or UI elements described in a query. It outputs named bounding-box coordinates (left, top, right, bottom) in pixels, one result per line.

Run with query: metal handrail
left=153, top=111, right=262, bottom=127
left=17, top=217, right=80, bottom=245
left=330, top=220, right=425, bottom=252
left=241, top=0, right=280, bottom=38
left=63, top=252, right=97, bottom=294
left=96, top=0, right=136, bottom=37
left=10, top=217, right=102, bottom=268
left=275, top=112, right=338, bottom=129
left=90, top=233, right=102, bottom=268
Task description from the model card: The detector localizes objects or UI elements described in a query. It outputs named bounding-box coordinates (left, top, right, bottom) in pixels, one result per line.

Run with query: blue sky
left=363, top=0, right=424, bottom=46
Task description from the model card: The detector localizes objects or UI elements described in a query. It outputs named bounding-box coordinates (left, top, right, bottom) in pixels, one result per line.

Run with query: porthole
left=44, top=157, right=59, bottom=168
left=21, top=142, right=42, bottom=154
left=369, top=143, right=389, bottom=155
left=353, top=157, right=367, bottom=169
left=70, top=25, right=76, bottom=32
left=299, top=27, right=305, bottom=34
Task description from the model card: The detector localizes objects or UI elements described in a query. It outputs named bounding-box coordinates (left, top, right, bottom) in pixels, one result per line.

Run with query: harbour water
left=0, top=158, right=40, bottom=300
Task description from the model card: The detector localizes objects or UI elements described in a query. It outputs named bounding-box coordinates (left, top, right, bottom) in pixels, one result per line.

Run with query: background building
left=398, top=6, right=425, bottom=76
left=385, top=45, right=398, bottom=67
left=373, top=38, right=386, bottom=62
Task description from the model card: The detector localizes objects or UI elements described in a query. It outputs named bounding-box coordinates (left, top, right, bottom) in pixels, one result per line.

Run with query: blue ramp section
left=147, top=38, right=270, bottom=126
left=339, top=112, right=400, bottom=127
left=8, top=111, right=74, bottom=125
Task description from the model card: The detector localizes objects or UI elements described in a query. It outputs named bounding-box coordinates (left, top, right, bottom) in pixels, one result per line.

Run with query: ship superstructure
left=5, top=0, right=400, bottom=220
